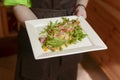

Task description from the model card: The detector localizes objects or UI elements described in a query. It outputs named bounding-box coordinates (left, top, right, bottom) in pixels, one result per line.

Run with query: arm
left=13, top=5, right=37, bottom=27
left=75, top=0, right=89, bottom=19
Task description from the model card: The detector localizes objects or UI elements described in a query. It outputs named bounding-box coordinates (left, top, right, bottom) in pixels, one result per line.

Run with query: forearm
left=74, top=0, right=89, bottom=18
left=13, top=5, right=37, bottom=27
left=76, top=0, right=89, bottom=7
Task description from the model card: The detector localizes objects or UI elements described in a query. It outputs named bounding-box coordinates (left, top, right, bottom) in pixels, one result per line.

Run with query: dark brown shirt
left=31, top=0, right=76, bottom=9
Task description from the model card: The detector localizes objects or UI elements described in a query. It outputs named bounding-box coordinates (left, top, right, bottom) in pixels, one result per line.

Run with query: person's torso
left=31, top=0, right=77, bottom=10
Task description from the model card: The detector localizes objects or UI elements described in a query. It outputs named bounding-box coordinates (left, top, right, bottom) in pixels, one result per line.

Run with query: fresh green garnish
left=39, top=17, right=87, bottom=52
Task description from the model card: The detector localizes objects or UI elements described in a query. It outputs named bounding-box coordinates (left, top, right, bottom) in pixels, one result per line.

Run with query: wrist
left=75, top=3, right=86, bottom=10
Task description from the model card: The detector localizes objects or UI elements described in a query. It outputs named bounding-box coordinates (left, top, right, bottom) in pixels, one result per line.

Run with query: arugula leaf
left=39, top=17, right=87, bottom=52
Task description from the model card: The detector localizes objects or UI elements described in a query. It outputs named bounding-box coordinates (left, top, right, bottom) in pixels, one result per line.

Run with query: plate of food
left=25, top=16, right=107, bottom=60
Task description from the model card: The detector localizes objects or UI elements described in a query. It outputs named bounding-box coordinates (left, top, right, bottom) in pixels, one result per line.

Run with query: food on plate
left=39, top=17, right=87, bottom=52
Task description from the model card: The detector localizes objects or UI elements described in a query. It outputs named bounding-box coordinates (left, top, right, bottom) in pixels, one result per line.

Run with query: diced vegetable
left=39, top=17, right=87, bottom=52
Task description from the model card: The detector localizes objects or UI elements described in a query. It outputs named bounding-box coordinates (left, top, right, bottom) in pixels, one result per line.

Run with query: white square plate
left=25, top=16, right=107, bottom=60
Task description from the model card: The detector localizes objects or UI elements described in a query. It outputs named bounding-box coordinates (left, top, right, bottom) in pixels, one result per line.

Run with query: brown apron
left=15, top=0, right=83, bottom=80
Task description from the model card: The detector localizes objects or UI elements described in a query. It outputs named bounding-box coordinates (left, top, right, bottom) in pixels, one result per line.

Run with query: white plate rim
left=25, top=15, right=107, bottom=60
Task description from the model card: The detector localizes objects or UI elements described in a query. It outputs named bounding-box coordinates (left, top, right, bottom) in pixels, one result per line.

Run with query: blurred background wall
left=86, top=0, right=120, bottom=80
